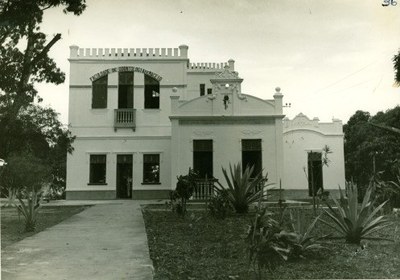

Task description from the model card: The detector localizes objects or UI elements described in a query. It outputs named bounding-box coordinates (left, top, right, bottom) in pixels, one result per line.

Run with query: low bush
left=208, top=189, right=233, bottom=219
left=167, top=168, right=198, bottom=216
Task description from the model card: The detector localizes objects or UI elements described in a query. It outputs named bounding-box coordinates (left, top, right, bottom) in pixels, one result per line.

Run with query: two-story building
left=66, top=44, right=344, bottom=200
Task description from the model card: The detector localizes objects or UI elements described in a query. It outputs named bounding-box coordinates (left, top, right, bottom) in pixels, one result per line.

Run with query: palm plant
left=217, top=163, right=270, bottom=214
left=321, top=181, right=392, bottom=244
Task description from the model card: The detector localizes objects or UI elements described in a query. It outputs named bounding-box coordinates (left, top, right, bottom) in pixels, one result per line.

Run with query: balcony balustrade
left=114, top=109, right=136, bottom=131
left=191, top=178, right=219, bottom=201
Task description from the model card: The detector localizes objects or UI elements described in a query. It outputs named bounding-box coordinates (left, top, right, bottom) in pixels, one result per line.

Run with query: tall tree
left=0, top=104, right=75, bottom=198
left=344, top=107, right=400, bottom=189
left=0, top=0, right=86, bottom=158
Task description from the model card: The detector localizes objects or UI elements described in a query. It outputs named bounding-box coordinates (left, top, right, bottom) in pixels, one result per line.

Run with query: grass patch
left=1, top=205, right=89, bottom=248
left=143, top=208, right=400, bottom=279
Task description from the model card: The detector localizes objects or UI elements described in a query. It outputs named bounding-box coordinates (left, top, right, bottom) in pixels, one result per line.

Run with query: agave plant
left=217, top=163, right=270, bottom=213
left=16, top=186, right=43, bottom=232
left=372, top=169, right=400, bottom=212
left=284, top=210, right=328, bottom=259
left=246, top=207, right=290, bottom=276
left=321, top=181, right=391, bottom=244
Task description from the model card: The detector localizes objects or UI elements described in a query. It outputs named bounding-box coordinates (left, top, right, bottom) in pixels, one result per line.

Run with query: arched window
left=92, top=76, right=108, bottom=108
left=144, top=74, right=160, bottom=109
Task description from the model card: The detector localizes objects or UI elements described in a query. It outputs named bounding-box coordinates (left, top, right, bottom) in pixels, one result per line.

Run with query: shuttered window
left=193, top=140, right=213, bottom=178
left=242, top=139, right=262, bottom=177
left=92, top=76, right=107, bottom=108
left=200, top=84, right=205, bottom=96
left=118, top=72, right=134, bottom=109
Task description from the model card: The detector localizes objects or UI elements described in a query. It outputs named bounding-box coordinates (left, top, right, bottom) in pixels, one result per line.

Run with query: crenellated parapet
left=188, top=62, right=228, bottom=71
left=187, top=59, right=234, bottom=72
left=69, top=44, right=189, bottom=59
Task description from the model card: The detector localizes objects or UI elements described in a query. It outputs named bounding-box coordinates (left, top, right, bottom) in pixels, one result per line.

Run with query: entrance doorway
left=307, top=152, right=323, bottom=196
left=116, top=155, right=132, bottom=199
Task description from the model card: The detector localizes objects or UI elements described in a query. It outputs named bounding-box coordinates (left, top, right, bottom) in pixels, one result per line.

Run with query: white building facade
left=282, top=114, right=345, bottom=199
left=66, top=45, right=344, bottom=200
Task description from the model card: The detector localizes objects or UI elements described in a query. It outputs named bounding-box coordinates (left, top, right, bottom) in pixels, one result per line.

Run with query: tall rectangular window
left=242, top=139, right=262, bottom=178
left=144, top=75, right=160, bottom=109
left=143, top=154, right=160, bottom=183
left=118, top=72, right=134, bottom=109
left=200, top=84, right=205, bottom=96
left=89, top=154, right=106, bottom=184
left=193, top=140, right=213, bottom=178
left=307, top=152, right=323, bottom=196
left=92, top=76, right=107, bottom=108
left=207, top=88, right=212, bottom=95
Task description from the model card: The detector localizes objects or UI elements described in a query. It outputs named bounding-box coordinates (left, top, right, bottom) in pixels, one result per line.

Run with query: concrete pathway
left=1, top=201, right=154, bottom=280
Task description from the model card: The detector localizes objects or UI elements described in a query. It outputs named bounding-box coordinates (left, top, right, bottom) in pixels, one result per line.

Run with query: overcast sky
left=36, top=0, right=400, bottom=125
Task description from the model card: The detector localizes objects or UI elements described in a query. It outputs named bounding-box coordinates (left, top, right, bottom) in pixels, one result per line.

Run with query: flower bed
left=143, top=208, right=400, bottom=279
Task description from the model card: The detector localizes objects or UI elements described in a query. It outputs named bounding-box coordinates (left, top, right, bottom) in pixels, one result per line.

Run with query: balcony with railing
left=189, top=178, right=268, bottom=202
left=114, top=109, right=136, bottom=131
left=191, top=178, right=219, bottom=201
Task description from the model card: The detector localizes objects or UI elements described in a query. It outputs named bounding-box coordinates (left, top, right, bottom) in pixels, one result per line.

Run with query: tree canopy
left=0, top=0, right=86, bottom=112
left=0, top=104, right=75, bottom=197
left=0, top=153, right=52, bottom=193
left=344, top=106, right=400, bottom=188
left=0, top=1, right=85, bottom=197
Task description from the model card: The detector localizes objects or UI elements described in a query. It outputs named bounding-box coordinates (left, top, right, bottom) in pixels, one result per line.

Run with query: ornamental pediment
left=214, top=66, right=240, bottom=79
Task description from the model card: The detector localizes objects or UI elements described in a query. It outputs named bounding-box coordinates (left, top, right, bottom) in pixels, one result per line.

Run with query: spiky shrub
left=17, top=186, right=43, bottom=232
left=208, top=189, right=233, bottom=219
left=218, top=163, right=269, bottom=214
left=321, top=181, right=391, bottom=244
left=3, top=154, right=51, bottom=232
left=246, top=208, right=290, bottom=277
left=388, top=168, right=400, bottom=208
left=284, top=210, right=327, bottom=259
left=374, top=168, right=400, bottom=211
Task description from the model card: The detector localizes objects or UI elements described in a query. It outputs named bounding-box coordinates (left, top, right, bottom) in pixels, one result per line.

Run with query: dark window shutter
left=92, top=76, right=108, bottom=108
left=200, top=84, right=205, bottom=96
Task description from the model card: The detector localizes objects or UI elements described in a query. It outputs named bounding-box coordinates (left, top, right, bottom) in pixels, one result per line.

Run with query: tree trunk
left=1, top=28, right=62, bottom=157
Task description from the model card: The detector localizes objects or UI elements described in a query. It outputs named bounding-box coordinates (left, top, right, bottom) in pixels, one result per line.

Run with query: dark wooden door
left=116, top=155, right=133, bottom=199
left=307, top=152, right=323, bottom=196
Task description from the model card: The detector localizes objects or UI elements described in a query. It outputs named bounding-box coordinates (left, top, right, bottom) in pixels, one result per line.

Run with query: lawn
left=143, top=206, right=400, bottom=280
left=1, top=205, right=89, bottom=248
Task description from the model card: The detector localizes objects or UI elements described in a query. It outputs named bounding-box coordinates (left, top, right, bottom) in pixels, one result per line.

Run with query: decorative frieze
left=241, top=129, right=262, bottom=135
left=89, top=66, right=162, bottom=82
